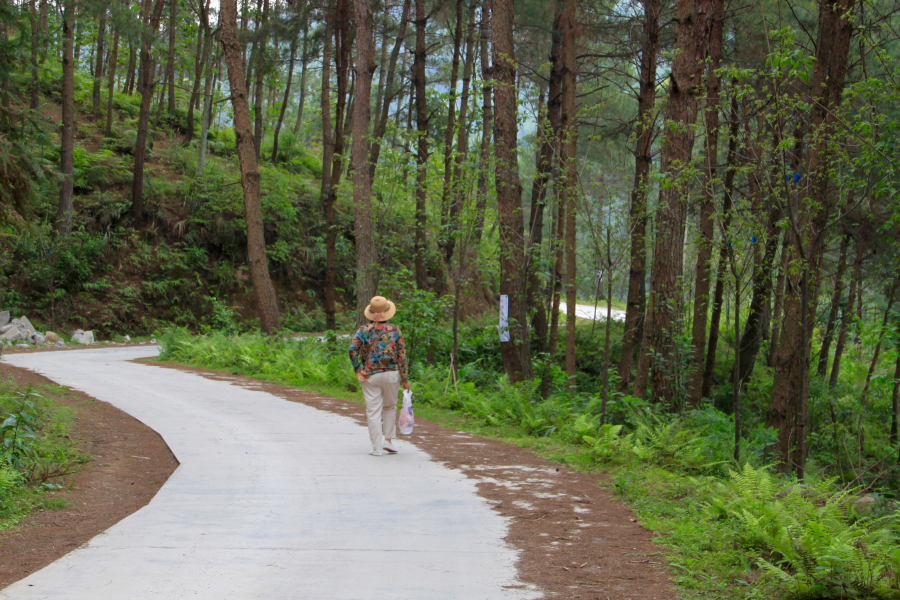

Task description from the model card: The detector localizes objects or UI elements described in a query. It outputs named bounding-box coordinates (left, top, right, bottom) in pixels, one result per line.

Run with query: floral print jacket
left=348, top=322, right=409, bottom=384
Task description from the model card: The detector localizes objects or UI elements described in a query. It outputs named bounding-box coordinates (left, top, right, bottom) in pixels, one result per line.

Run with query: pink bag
left=398, top=389, right=415, bottom=435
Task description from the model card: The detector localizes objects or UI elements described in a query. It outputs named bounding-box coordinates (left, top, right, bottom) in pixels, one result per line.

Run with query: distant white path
left=559, top=302, right=626, bottom=322
left=1, top=347, right=537, bottom=600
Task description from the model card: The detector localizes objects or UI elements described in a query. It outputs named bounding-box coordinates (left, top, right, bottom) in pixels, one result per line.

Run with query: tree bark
left=197, top=45, right=217, bottom=174
left=472, top=2, right=492, bottom=248
left=560, top=0, right=578, bottom=392
left=185, top=0, right=210, bottom=145
left=527, top=85, right=553, bottom=355
left=271, top=37, right=296, bottom=163
left=618, top=0, right=659, bottom=394
left=220, top=0, right=282, bottom=332
left=766, top=0, right=856, bottom=476
left=634, top=0, right=716, bottom=403
left=493, top=0, right=532, bottom=382
left=829, top=235, right=865, bottom=388
left=131, top=0, right=167, bottom=222
left=165, top=0, right=177, bottom=114
left=545, top=1, right=564, bottom=373
left=58, top=0, right=76, bottom=235
left=92, top=9, right=107, bottom=118
left=318, top=17, right=336, bottom=329
left=767, top=233, right=788, bottom=367
left=351, top=0, right=379, bottom=319
left=687, top=0, right=723, bottom=405
left=413, top=0, right=429, bottom=289
left=29, top=0, right=41, bottom=109
left=368, top=0, right=411, bottom=180
left=701, top=92, right=739, bottom=398
left=815, top=235, right=849, bottom=377
left=292, top=25, right=309, bottom=135
left=104, top=26, right=120, bottom=137
left=253, top=0, right=270, bottom=160
left=438, top=0, right=465, bottom=274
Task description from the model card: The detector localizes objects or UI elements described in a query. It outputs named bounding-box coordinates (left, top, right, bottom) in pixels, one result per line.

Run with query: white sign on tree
left=498, top=295, right=510, bottom=342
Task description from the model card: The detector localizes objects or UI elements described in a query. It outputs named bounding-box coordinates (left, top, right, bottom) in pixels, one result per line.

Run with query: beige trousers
left=361, top=371, right=400, bottom=451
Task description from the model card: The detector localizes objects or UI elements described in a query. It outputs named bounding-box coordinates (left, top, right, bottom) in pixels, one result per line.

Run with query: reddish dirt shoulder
left=0, top=363, right=178, bottom=589
left=150, top=361, right=676, bottom=600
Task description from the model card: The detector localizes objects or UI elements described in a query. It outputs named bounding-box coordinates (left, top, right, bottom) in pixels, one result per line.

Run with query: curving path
left=1, top=347, right=538, bottom=599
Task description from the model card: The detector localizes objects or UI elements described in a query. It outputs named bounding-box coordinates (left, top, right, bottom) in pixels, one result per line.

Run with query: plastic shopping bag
left=398, top=389, right=415, bottom=435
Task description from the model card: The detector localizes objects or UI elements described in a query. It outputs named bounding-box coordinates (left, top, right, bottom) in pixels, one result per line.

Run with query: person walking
left=348, top=296, right=410, bottom=456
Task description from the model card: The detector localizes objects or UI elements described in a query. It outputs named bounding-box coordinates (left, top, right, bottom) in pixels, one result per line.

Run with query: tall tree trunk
left=560, top=0, right=578, bottom=392
left=545, top=2, right=564, bottom=373
left=29, top=0, right=41, bottom=109
left=368, top=0, right=411, bottom=179
left=767, top=0, right=856, bottom=476
left=197, top=46, right=217, bottom=174
left=253, top=0, right=270, bottom=160
left=687, top=0, right=723, bottom=405
left=58, top=0, right=76, bottom=235
left=125, top=39, right=137, bottom=93
left=373, top=0, right=391, bottom=138
left=92, top=9, right=107, bottom=118
left=185, top=0, right=210, bottom=145
left=618, top=0, right=659, bottom=394
left=220, top=0, right=282, bottom=333
left=104, top=26, right=119, bottom=137
left=527, top=85, right=553, bottom=355
left=165, top=0, right=177, bottom=114
left=493, top=0, right=532, bottom=382
left=472, top=2, right=492, bottom=248
left=318, top=17, right=336, bottom=330
left=829, top=235, right=865, bottom=388
left=131, top=0, right=167, bottom=223
left=634, top=0, right=716, bottom=403
left=861, top=279, right=898, bottom=402
left=271, top=38, right=296, bottom=163
left=438, top=0, right=465, bottom=274
left=351, top=0, right=379, bottom=318
left=446, top=1, right=476, bottom=268
left=816, top=235, right=849, bottom=377
left=701, top=93, right=739, bottom=398
left=413, top=0, right=429, bottom=289
left=767, top=234, right=788, bottom=367
left=292, top=25, right=309, bottom=135
left=890, top=353, right=900, bottom=453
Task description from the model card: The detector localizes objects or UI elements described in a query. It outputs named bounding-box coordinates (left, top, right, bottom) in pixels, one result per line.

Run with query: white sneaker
left=369, top=450, right=384, bottom=456
left=383, top=441, right=398, bottom=454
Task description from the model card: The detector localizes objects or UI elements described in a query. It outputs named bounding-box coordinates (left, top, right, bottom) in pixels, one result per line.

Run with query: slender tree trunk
left=92, top=9, right=107, bottom=118
left=413, top=0, right=429, bottom=289
left=318, top=17, right=336, bottom=330
left=560, top=0, right=578, bottom=392
left=618, top=0, right=659, bottom=394
left=701, top=94, right=739, bottom=398
left=634, top=0, right=716, bottom=403
left=767, top=234, right=788, bottom=367
left=104, top=27, right=120, bottom=137
left=125, top=40, right=137, bottom=93
left=687, top=0, right=723, bottom=405
left=220, top=0, right=282, bottom=332
left=165, top=0, right=177, bottom=114
left=271, top=38, right=296, bottom=163
left=472, top=2, right=492, bottom=248
left=816, top=235, right=849, bottom=377
left=351, top=0, right=379, bottom=318
left=862, top=279, right=898, bottom=402
left=438, top=0, right=465, bottom=275
left=29, top=0, right=41, bottom=109
left=185, top=0, right=210, bottom=144
left=58, top=0, right=76, bottom=235
left=527, top=85, right=553, bottom=355
left=545, top=2, right=564, bottom=375
left=197, top=47, right=217, bottom=174
left=39, top=0, right=48, bottom=63
left=373, top=0, right=391, bottom=138
left=767, top=0, right=856, bottom=476
left=890, top=353, right=900, bottom=453
left=292, top=25, right=309, bottom=135
left=368, top=0, right=411, bottom=179
left=493, top=0, right=532, bottom=382
left=131, top=0, right=167, bottom=222
left=253, top=0, right=270, bottom=160
left=829, top=235, right=865, bottom=388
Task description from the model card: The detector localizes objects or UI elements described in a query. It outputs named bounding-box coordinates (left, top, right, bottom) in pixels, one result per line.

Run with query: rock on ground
left=0, top=312, right=8, bottom=327
left=2, top=327, right=25, bottom=343
left=17, top=316, right=36, bottom=335
left=45, top=332, right=61, bottom=345
left=71, top=330, right=95, bottom=345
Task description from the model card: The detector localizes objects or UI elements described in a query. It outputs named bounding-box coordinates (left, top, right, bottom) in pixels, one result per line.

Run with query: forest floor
left=0, top=346, right=674, bottom=599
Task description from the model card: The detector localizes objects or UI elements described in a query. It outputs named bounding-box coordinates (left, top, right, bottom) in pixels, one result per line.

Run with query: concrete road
left=559, top=302, right=626, bottom=322
left=1, top=347, right=538, bottom=599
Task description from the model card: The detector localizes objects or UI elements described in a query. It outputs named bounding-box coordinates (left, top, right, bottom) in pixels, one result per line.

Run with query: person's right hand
left=357, top=371, right=369, bottom=383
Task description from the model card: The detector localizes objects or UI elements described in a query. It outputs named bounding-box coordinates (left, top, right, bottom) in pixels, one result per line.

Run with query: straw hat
left=364, top=296, right=396, bottom=321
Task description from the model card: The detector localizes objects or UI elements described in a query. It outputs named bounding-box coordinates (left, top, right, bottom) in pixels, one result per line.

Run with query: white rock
left=18, top=316, right=36, bottom=335
left=16, top=343, right=29, bottom=348
left=150, top=338, right=157, bottom=344
left=0, top=311, right=8, bottom=326
left=124, top=335, right=131, bottom=342
left=71, top=330, right=95, bottom=345
left=0, top=324, right=12, bottom=335
left=2, top=327, right=24, bottom=342
left=29, top=332, right=46, bottom=345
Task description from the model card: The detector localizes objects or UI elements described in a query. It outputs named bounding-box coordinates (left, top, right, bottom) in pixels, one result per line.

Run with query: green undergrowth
left=0, top=377, right=88, bottom=528
left=158, top=328, right=900, bottom=600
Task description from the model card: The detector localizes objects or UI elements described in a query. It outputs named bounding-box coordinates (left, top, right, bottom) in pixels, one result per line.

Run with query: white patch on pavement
left=1, top=347, right=539, bottom=600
